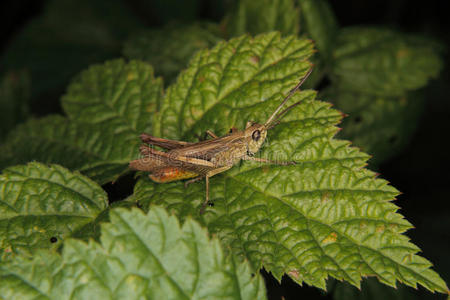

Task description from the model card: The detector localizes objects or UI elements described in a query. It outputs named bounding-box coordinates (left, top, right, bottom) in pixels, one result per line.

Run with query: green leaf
left=0, top=0, right=143, bottom=101
left=0, top=70, right=30, bottom=142
left=62, top=59, right=163, bottom=130
left=323, top=88, right=425, bottom=166
left=123, top=23, right=222, bottom=84
left=222, top=0, right=299, bottom=37
left=0, top=60, right=162, bottom=184
left=0, top=207, right=267, bottom=299
left=0, top=115, right=138, bottom=184
left=71, top=199, right=137, bottom=242
left=154, top=32, right=314, bottom=139
left=330, top=27, right=443, bottom=96
left=299, top=0, right=338, bottom=60
left=129, top=33, right=448, bottom=294
left=0, top=162, right=107, bottom=260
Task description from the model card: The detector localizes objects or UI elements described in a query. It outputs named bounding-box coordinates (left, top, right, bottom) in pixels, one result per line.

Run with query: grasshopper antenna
left=264, top=66, right=313, bottom=128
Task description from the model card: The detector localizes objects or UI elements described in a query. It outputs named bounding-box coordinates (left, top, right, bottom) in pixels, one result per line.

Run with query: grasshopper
left=129, top=67, right=313, bottom=213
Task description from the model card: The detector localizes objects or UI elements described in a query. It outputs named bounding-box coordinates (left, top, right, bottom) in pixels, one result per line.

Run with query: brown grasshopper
left=129, top=67, right=313, bottom=213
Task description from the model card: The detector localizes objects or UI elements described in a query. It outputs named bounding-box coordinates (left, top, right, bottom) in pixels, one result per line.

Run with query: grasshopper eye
left=252, top=130, right=261, bottom=141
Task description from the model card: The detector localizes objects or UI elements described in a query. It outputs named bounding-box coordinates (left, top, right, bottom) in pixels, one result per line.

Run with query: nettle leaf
left=0, top=162, right=107, bottom=260
left=0, top=116, right=136, bottom=183
left=61, top=59, right=162, bottom=130
left=154, top=32, right=313, bottom=139
left=323, top=88, right=425, bottom=166
left=223, top=0, right=299, bottom=37
left=299, top=0, right=338, bottom=60
left=0, top=207, right=267, bottom=299
left=0, top=70, right=30, bottom=142
left=130, top=33, right=448, bottom=293
left=0, top=60, right=162, bottom=184
left=330, top=27, right=443, bottom=96
left=123, top=23, right=222, bottom=84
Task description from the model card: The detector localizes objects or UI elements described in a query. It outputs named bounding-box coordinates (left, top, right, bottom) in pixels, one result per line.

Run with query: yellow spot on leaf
left=79, top=274, right=90, bottom=284
left=33, top=226, right=46, bottom=233
left=125, top=274, right=142, bottom=288
left=388, top=223, right=398, bottom=231
left=376, top=224, right=385, bottom=233
left=360, top=221, right=367, bottom=229
left=402, top=253, right=413, bottom=263
left=127, top=72, right=136, bottom=81
left=4, top=246, right=12, bottom=253
left=322, top=232, right=338, bottom=244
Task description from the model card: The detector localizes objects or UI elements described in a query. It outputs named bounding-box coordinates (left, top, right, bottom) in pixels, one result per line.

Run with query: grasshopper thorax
left=244, top=121, right=267, bottom=155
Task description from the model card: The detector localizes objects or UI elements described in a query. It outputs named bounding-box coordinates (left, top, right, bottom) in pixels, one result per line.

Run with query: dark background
left=1, top=1, right=448, bottom=299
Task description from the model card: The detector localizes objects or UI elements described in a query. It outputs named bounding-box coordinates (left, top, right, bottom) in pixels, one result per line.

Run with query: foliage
left=0, top=207, right=266, bottom=299
left=0, top=0, right=142, bottom=103
left=0, top=70, right=30, bottom=142
left=129, top=33, right=447, bottom=293
left=222, top=0, right=300, bottom=37
left=123, top=23, right=222, bottom=84
left=0, top=0, right=447, bottom=298
left=0, top=60, right=162, bottom=184
left=0, top=163, right=107, bottom=260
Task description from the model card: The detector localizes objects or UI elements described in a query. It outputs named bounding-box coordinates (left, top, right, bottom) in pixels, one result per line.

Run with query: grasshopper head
left=244, top=121, right=267, bottom=155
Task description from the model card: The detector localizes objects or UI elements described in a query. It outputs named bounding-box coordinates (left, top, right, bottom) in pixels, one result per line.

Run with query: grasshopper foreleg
left=196, top=130, right=218, bottom=141
left=205, top=130, right=218, bottom=139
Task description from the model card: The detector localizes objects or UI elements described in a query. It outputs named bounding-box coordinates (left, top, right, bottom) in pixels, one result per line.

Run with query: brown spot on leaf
left=146, top=103, right=155, bottom=113
left=250, top=56, right=260, bottom=64
left=376, top=224, right=385, bottom=233
left=321, top=192, right=330, bottom=203
left=127, top=72, right=136, bottom=81
left=322, top=232, right=338, bottom=244
left=388, top=224, right=398, bottom=231
left=397, top=49, right=409, bottom=58
left=288, top=270, right=301, bottom=279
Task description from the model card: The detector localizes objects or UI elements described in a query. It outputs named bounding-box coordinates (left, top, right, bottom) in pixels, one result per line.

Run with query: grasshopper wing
left=170, top=134, right=246, bottom=161
left=140, top=133, right=193, bottom=150
left=130, top=145, right=216, bottom=176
